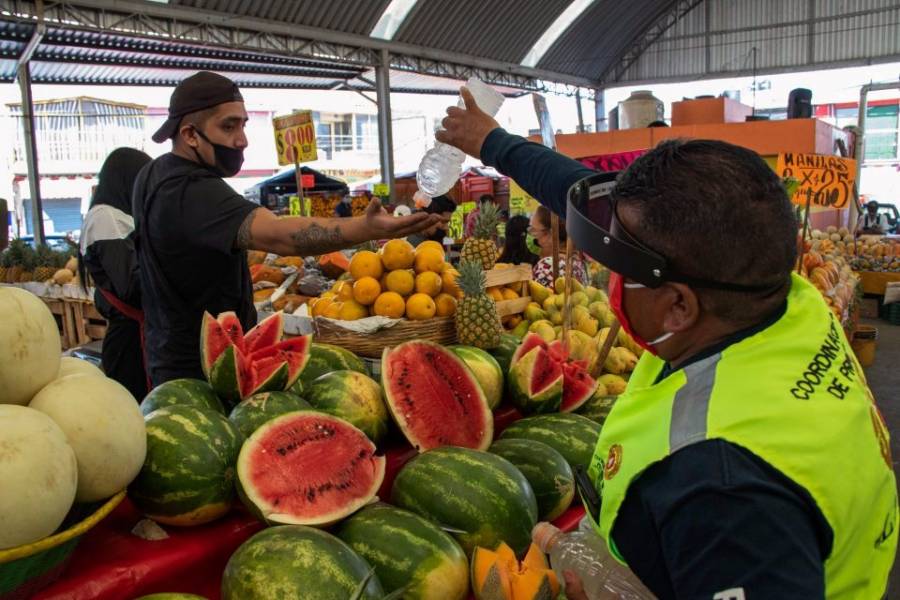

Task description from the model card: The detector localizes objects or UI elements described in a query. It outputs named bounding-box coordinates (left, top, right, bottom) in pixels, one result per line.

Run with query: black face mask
left=191, top=125, right=244, bottom=177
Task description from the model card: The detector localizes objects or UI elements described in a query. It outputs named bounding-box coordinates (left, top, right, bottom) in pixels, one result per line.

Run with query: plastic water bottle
left=416, top=77, right=505, bottom=198
left=532, top=522, right=655, bottom=599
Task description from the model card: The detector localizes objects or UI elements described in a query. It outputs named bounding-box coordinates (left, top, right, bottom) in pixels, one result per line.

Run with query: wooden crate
left=65, top=299, right=107, bottom=347
left=40, top=297, right=70, bottom=350
left=484, top=264, right=532, bottom=317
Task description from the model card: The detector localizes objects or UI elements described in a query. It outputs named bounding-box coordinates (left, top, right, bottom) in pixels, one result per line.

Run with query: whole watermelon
left=449, top=345, right=504, bottom=409
left=140, top=378, right=225, bottom=416
left=130, top=405, right=243, bottom=526
left=392, top=446, right=538, bottom=557
left=490, top=438, right=575, bottom=521
left=222, top=525, right=384, bottom=600
left=228, top=391, right=311, bottom=438
left=305, top=370, right=388, bottom=444
left=500, top=413, right=600, bottom=471
left=298, top=343, right=367, bottom=388
left=488, top=333, right=520, bottom=374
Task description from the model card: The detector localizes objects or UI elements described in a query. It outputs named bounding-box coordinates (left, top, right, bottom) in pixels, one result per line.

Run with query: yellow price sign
left=289, top=195, right=301, bottom=216
left=775, top=153, right=857, bottom=210
left=373, top=183, right=389, bottom=197
left=273, top=111, right=318, bottom=166
left=509, top=179, right=538, bottom=215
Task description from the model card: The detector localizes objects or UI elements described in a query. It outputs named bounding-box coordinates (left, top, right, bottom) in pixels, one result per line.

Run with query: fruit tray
left=313, top=315, right=458, bottom=358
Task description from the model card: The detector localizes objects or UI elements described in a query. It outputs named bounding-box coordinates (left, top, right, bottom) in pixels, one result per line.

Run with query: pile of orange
left=309, top=239, right=462, bottom=321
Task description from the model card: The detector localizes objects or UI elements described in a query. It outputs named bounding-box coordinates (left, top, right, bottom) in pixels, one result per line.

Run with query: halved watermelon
left=218, top=312, right=246, bottom=354
left=241, top=356, right=289, bottom=398
left=249, top=336, right=311, bottom=389
left=200, top=312, right=234, bottom=379
left=510, top=333, right=547, bottom=366
left=561, top=361, right=599, bottom=413
left=236, top=412, right=385, bottom=526
left=508, top=333, right=597, bottom=415
left=243, top=312, right=284, bottom=355
left=382, top=340, right=493, bottom=452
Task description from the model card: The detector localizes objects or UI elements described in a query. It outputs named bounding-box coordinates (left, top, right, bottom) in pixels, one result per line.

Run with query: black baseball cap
left=152, top=71, right=244, bottom=143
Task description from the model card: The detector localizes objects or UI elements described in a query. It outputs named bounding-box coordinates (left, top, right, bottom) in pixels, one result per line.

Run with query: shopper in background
left=334, top=195, right=353, bottom=218
left=408, top=194, right=456, bottom=247
left=529, top=206, right=586, bottom=288
left=134, top=71, right=441, bottom=386
left=464, top=193, right=494, bottom=237
left=859, top=200, right=889, bottom=234
left=80, top=147, right=153, bottom=400
left=436, top=86, right=898, bottom=599
left=497, top=214, right=537, bottom=267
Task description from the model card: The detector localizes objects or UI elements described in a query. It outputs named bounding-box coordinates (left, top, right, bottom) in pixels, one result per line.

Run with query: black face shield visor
left=565, top=172, right=784, bottom=292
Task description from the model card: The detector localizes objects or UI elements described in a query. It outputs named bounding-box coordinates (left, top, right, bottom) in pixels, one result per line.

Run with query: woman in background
left=80, top=147, right=152, bottom=400
left=497, top=214, right=537, bottom=266
left=529, top=205, right=587, bottom=288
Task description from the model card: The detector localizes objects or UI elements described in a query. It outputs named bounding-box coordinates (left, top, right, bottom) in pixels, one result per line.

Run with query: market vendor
left=135, top=71, right=441, bottom=386
left=438, top=88, right=898, bottom=599
left=859, top=200, right=890, bottom=235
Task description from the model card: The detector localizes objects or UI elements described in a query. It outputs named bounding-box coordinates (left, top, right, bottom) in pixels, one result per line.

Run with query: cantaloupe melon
left=30, top=374, right=146, bottom=502
left=0, top=287, right=61, bottom=405
left=57, top=356, right=104, bottom=379
left=0, top=405, right=77, bottom=550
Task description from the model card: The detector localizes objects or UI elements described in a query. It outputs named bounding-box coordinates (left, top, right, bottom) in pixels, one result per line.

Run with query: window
left=864, top=105, right=898, bottom=161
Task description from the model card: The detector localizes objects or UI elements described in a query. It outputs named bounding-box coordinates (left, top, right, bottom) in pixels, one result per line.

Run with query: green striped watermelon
left=488, top=333, right=520, bottom=374
left=222, top=525, right=384, bottom=600
left=576, top=393, right=618, bottom=426
left=305, top=370, right=388, bottom=444
left=129, top=405, right=243, bottom=526
left=449, top=345, right=504, bottom=410
left=228, top=391, right=311, bottom=438
left=499, top=413, right=600, bottom=471
left=391, top=446, right=538, bottom=558
left=140, top=378, right=225, bottom=417
left=489, top=438, right=575, bottom=521
left=337, top=504, right=468, bottom=600
left=299, top=343, right=367, bottom=388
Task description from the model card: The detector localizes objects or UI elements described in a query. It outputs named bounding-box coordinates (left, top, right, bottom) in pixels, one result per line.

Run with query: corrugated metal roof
left=347, top=68, right=527, bottom=96
left=394, top=0, right=571, bottom=64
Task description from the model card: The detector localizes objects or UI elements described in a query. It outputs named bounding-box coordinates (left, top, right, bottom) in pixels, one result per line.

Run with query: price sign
left=288, top=195, right=301, bottom=216
left=508, top=179, right=538, bottom=216
left=775, top=153, right=857, bottom=210
left=448, top=207, right=464, bottom=240
left=273, top=111, right=318, bottom=166
left=373, top=183, right=389, bottom=197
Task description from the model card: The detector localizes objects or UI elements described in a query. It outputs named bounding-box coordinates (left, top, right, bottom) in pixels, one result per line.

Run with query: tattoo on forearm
left=235, top=208, right=258, bottom=250
left=291, top=222, right=346, bottom=255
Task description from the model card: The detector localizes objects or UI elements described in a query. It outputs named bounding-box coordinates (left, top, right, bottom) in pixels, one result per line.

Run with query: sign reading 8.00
left=273, top=111, right=318, bottom=166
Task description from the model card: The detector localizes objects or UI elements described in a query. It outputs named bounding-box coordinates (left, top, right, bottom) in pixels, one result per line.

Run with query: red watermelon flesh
left=511, top=333, right=548, bottom=365
left=218, top=312, right=246, bottom=354
left=242, top=356, right=289, bottom=398
left=250, top=335, right=311, bottom=389
left=200, top=312, right=232, bottom=378
left=560, top=361, right=599, bottom=413
left=529, top=348, right=564, bottom=396
left=236, top=412, right=385, bottom=526
left=547, top=339, right=569, bottom=364
left=382, top=341, right=493, bottom=452
left=243, top=312, right=284, bottom=354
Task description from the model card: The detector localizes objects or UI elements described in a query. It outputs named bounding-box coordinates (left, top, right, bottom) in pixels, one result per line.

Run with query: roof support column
left=375, top=48, right=395, bottom=200
left=594, top=87, right=607, bottom=132
left=575, top=89, right=585, bottom=133
left=17, top=61, right=44, bottom=245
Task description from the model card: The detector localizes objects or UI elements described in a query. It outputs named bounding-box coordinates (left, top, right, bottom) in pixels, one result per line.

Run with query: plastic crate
left=879, top=302, right=900, bottom=326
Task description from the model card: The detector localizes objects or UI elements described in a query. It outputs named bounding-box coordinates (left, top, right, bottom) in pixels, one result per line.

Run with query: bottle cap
left=532, top=521, right=562, bottom=553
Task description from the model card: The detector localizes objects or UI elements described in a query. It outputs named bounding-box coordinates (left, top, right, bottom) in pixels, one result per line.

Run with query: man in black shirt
left=134, top=72, right=440, bottom=386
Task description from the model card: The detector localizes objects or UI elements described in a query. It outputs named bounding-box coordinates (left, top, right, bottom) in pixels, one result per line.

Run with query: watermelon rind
left=560, top=363, right=600, bottom=414
left=337, top=503, right=469, bottom=600
left=449, top=345, right=504, bottom=410
left=488, top=333, right=520, bottom=374
left=489, top=438, right=575, bottom=521
left=133, top=595, right=207, bottom=599
left=299, top=343, right=368, bottom=388
left=509, top=332, right=546, bottom=367
left=507, top=346, right=563, bottom=415
left=228, top=391, right=311, bottom=438
left=382, top=342, right=493, bottom=453
left=576, top=393, right=618, bottom=426
left=391, top=446, right=538, bottom=558
left=236, top=412, right=386, bottom=527
left=140, top=378, right=225, bottom=416
left=130, top=405, right=244, bottom=526
left=249, top=335, right=312, bottom=390
left=243, top=312, right=284, bottom=355
left=208, top=345, right=246, bottom=407
left=200, top=311, right=230, bottom=379
left=499, top=413, right=600, bottom=471
left=222, top=525, right=385, bottom=600
left=243, top=359, right=289, bottom=398
left=305, top=370, right=389, bottom=444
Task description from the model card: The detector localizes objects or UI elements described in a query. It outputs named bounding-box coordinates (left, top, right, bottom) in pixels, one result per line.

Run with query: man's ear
left=179, top=124, right=199, bottom=148
left=661, top=282, right=701, bottom=333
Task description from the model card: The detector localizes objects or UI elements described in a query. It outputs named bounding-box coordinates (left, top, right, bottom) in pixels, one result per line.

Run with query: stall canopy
left=244, top=166, right=350, bottom=206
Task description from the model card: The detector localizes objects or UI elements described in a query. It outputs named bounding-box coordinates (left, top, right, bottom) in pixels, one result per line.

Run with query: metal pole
left=855, top=79, right=900, bottom=227
left=594, top=88, right=607, bottom=132
left=575, top=89, right=585, bottom=133
left=17, top=62, right=44, bottom=244
left=375, top=48, right=395, bottom=200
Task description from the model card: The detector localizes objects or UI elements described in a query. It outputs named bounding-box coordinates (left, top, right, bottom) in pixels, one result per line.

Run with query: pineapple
left=17, top=243, right=37, bottom=282
left=0, top=249, right=9, bottom=282
left=4, top=238, right=28, bottom=283
left=461, top=202, right=501, bottom=270
left=455, top=259, right=503, bottom=349
left=34, top=245, right=60, bottom=282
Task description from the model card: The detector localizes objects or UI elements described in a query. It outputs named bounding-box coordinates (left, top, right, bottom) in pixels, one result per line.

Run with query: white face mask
left=623, top=282, right=675, bottom=346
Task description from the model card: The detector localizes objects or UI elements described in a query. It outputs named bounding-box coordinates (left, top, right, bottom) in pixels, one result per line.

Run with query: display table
left=858, top=271, right=900, bottom=295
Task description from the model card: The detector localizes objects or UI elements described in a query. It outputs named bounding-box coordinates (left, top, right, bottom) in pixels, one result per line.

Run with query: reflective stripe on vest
left=587, top=273, right=898, bottom=599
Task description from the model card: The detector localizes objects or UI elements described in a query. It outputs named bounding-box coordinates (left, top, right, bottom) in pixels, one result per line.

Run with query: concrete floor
left=863, top=318, right=900, bottom=597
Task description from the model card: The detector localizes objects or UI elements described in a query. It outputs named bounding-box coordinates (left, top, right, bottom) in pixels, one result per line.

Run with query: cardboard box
left=672, top=97, right=754, bottom=126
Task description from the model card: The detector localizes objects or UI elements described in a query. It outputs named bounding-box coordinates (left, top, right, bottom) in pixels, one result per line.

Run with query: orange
left=381, top=239, right=415, bottom=270
left=406, top=293, right=436, bottom=320
left=310, top=297, right=333, bottom=317
left=352, top=276, right=382, bottom=306
left=441, top=268, right=462, bottom=298
left=434, top=293, right=458, bottom=317
left=349, top=250, right=384, bottom=281
left=501, top=287, right=520, bottom=300
left=416, top=240, right=445, bottom=256
left=373, top=291, right=406, bottom=319
left=487, top=287, right=504, bottom=302
left=414, top=246, right=446, bottom=274
left=385, top=269, right=415, bottom=296
left=334, top=280, right=355, bottom=301
left=339, top=299, right=369, bottom=321
left=415, top=271, right=443, bottom=297
left=323, top=301, right=342, bottom=319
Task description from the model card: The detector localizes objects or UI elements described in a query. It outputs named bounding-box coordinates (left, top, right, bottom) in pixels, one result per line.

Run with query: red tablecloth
left=35, top=407, right=587, bottom=599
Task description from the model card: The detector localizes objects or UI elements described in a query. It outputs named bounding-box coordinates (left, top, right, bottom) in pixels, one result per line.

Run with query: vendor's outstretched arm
left=437, top=87, right=596, bottom=218
left=234, top=199, right=443, bottom=256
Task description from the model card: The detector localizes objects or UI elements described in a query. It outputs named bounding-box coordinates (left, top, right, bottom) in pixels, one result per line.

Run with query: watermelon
left=449, top=345, right=504, bottom=410
left=305, top=370, right=389, bottom=444
left=236, top=412, right=385, bottom=527
left=500, top=413, right=600, bottom=471
left=337, top=504, right=469, bottom=600
left=489, top=438, right=575, bottom=521
left=382, top=341, right=493, bottom=452
left=299, top=343, right=367, bottom=387
left=200, top=311, right=237, bottom=379
left=248, top=337, right=312, bottom=390
left=576, top=392, right=618, bottom=426
left=228, top=391, right=311, bottom=438
left=222, top=525, right=384, bottom=600
left=130, top=405, right=243, bottom=526
left=243, top=312, right=284, bottom=354
left=488, top=333, right=520, bottom=374
left=134, top=595, right=207, bottom=599
left=508, top=333, right=598, bottom=414
left=140, top=378, right=225, bottom=416
left=217, top=312, right=246, bottom=354
left=392, top=446, right=538, bottom=557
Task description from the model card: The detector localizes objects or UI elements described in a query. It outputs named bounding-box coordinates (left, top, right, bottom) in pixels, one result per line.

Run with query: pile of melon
left=0, top=287, right=146, bottom=551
